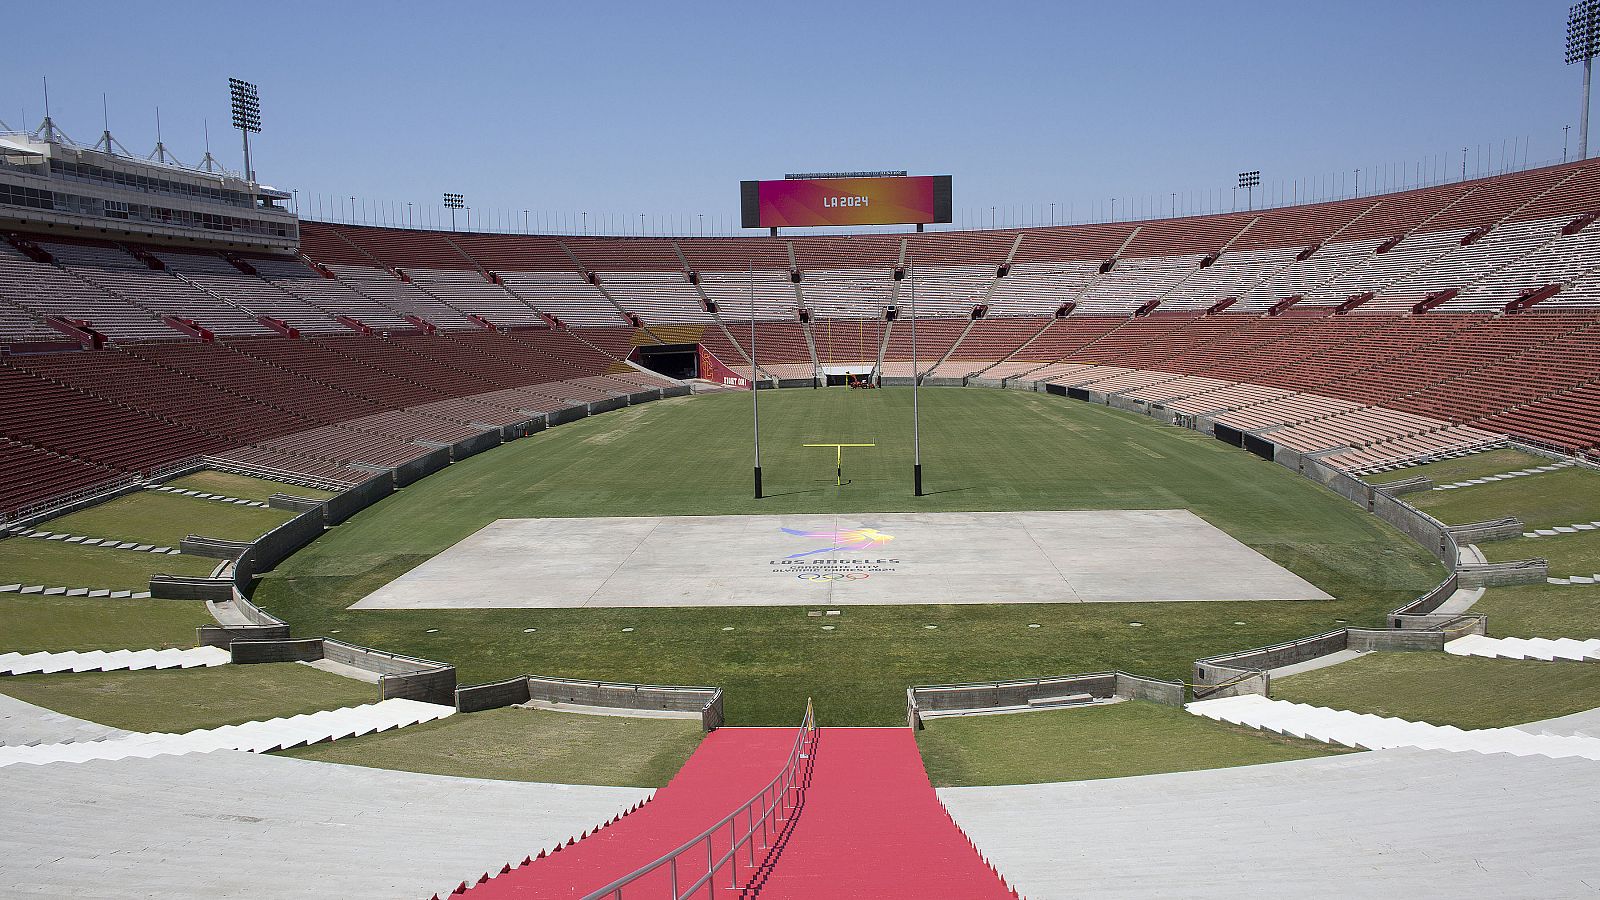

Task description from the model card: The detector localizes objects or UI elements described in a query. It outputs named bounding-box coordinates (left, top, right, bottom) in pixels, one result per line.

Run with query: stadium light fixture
left=228, top=78, right=260, bottom=205
left=1569, top=0, right=1600, bottom=159
left=1237, top=171, right=1261, bottom=209
left=443, top=192, right=464, bottom=231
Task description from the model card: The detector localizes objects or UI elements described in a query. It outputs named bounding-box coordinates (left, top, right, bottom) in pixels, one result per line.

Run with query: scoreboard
left=740, top=174, right=953, bottom=228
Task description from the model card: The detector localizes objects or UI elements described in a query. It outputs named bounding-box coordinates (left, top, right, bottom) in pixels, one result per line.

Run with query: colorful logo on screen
left=780, top=527, right=895, bottom=559
left=757, top=177, right=941, bottom=228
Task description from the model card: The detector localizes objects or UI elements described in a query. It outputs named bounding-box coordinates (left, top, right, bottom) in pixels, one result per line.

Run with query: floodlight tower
left=1237, top=170, right=1261, bottom=210
left=228, top=78, right=261, bottom=206
left=444, top=192, right=465, bottom=231
left=1568, top=0, right=1600, bottom=160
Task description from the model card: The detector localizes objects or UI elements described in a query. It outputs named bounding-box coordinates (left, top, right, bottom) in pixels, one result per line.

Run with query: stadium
left=5, top=3, right=1600, bottom=897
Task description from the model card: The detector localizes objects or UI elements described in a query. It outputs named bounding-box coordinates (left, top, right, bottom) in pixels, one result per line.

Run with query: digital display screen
left=741, top=175, right=952, bottom=228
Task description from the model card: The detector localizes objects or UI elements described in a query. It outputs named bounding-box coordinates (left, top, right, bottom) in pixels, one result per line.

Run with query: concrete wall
left=1376, top=476, right=1434, bottom=496
left=179, top=536, right=251, bottom=560
left=455, top=676, right=533, bottom=713
left=149, top=575, right=234, bottom=601
left=1113, top=673, right=1186, bottom=705
left=381, top=667, right=457, bottom=706
left=662, top=384, right=692, bottom=399
left=1345, top=628, right=1446, bottom=652
left=587, top=396, right=627, bottom=415
left=546, top=405, right=588, bottom=427
left=196, top=623, right=290, bottom=648
left=267, top=494, right=327, bottom=513
left=231, top=638, right=325, bottom=663
left=1194, top=630, right=1349, bottom=685
left=391, top=446, right=452, bottom=488
left=229, top=588, right=286, bottom=626
left=1458, top=559, right=1549, bottom=587
left=233, top=509, right=327, bottom=587
left=626, top=389, right=663, bottom=404
left=453, top=675, right=723, bottom=730
left=324, top=474, right=394, bottom=525
left=448, top=430, right=500, bottom=461
left=1447, top=518, right=1525, bottom=543
left=906, top=671, right=1182, bottom=726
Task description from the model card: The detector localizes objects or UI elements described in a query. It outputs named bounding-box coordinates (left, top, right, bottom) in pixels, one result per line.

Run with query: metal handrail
left=581, top=700, right=817, bottom=900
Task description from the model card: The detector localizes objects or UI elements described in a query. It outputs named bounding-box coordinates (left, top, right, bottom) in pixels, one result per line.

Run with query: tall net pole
left=751, top=262, right=763, bottom=499
left=1569, top=1, right=1600, bottom=160
left=910, top=258, right=923, bottom=496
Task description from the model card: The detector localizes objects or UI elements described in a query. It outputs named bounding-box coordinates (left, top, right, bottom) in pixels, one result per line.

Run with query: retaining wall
left=454, top=674, right=724, bottom=730
left=392, top=446, right=452, bottom=487
left=196, top=622, right=290, bottom=648
left=267, top=493, right=327, bottom=513
left=449, top=429, right=501, bottom=461
left=1375, top=476, right=1434, bottom=496
left=148, top=575, right=234, bottom=601
left=1193, top=630, right=1349, bottom=686
left=1458, top=559, right=1549, bottom=587
left=662, top=384, right=693, bottom=399
left=1447, top=518, right=1526, bottom=543
left=229, top=637, right=456, bottom=704
left=905, top=671, right=1182, bottom=728
left=179, top=536, right=251, bottom=560
left=546, top=405, right=588, bottom=427
left=324, top=474, right=393, bottom=525
left=233, top=509, right=326, bottom=587
left=587, top=396, right=627, bottom=415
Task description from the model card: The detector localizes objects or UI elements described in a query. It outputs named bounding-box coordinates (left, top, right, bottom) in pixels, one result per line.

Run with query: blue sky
left=5, top=1, right=1588, bottom=233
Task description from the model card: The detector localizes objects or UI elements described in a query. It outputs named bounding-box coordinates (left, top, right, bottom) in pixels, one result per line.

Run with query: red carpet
left=458, top=727, right=799, bottom=898
left=742, top=728, right=1014, bottom=899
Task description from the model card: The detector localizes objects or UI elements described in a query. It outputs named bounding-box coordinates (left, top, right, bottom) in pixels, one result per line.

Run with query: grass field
left=916, top=700, right=1348, bottom=786
left=0, top=595, right=214, bottom=652
left=250, top=388, right=1442, bottom=726
left=1408, top=467, right=1600, bottom=529
left=282, top=707, right=703, bottom=786
left=164, top=470, right=338, bottom=503
left=1470, top=583, right=1600, bottom=638
left=1363, top=448, right=1550, bottom=485
left=0, top=663, right=376, bottom=732
left=1480, top=530, right=1600, bottom=576
left=41, top=490, right=296, bottom=548
left=0, top=538, right=216, bottom=590
left=1271, top=652, right=1600, bottom=729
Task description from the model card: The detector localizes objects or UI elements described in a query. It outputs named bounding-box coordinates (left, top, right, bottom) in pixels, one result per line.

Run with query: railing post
left=728, top=819, right=739, bottom=889
left=760, top=792, right=771, bottom=847
left=705, top=839, right=715, bottom=900
left=747, top=806, right=757, bottom=866
left=670, top=857, right=679, bottom=900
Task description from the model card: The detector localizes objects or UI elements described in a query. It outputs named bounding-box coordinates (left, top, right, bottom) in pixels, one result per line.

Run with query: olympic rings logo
left=796, top=572, right=871, bottom=582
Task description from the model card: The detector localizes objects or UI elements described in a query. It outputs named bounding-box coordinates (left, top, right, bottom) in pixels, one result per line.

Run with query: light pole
left=1237, top=171, right=1260, bottom=209
left=406, top=202, right=413, bottom=228
left=1566, top=124, right=1574, bottom=162
left=1570, top=1, right=1600, bottom=160
left=909, top=258, right=922, bottom=497
left=443, top=193, right=464, bottom=231
left=1462, top=148, right=1468, bottom=180
left=228, top=78, right=260, bottom=208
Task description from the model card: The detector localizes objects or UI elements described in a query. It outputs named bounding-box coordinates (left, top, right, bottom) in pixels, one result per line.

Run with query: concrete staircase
left=0, top=698, right=453, bottom=767
left=1446, top=634, right=1600, bottom=662
left=1186, top=694, right=1600, bottom=759
left=0, top=646, right=231, bottom=675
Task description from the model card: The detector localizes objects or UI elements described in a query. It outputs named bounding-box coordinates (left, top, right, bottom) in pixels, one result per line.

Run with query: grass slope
left=917, top=700, right=1346, bottom=786
left=1469, top=583, right=1600, bottom=639
left=1363, top=449, right=1550, bottom=485
left=42, top=491, right=295, bottom=548
left=0, top=596, right=214, bottom=652
left=165, top=470, right=337, bottom=503
left=0, top=663, right=376, bottom=732
left=282, top=707, right=703, bottom=786
left=1408, top=467, right=1600, bottom=529
left=0, top=538, right=216, bottom=591
left=1481, top=529, right=1600, bottom=576
left=1272, top=652, right=1600, bottom=730
left=249, top=389, right=1442, bottom=725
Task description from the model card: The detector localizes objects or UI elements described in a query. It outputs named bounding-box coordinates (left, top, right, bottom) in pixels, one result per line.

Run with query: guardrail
left=582, top=700, right=817, bottom=900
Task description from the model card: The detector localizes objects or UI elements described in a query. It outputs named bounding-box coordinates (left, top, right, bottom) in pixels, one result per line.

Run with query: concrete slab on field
left=351, top=510, right=1331, bottom=609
